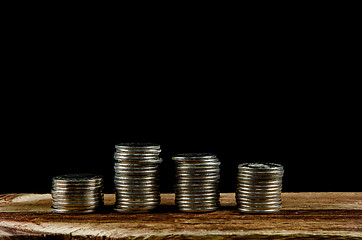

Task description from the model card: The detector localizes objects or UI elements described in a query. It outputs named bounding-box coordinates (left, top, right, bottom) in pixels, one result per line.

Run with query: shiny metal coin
left=237, top=207, right=281, bottom=214
left=114, top=155, right=160, bottom=161
left=175, top=188, right=218, bottom=194
left=172, top=153, right=217, bottom=160
left=114, top=206, right=156, bottom=213
left=52, top=185, right=103, bottom=191
left=113, top=142, right=162, bottom=213
left=51, top=207, right=96, bottom=214
left=51, top=190, right=103, bottom=197
left=178, top=206, right=219, bottom=213
left=238, top=162, right=283, bottom=170
left=53, top=174, right=103, bottom=183
left=51, top=173, right=104, bottom=214
left=114, top=163, right=159, bottom=169
left=236, top=162, right=283, bottom=214
left=173, top=153, right=220, bottom=213
left=115, top=142, right=161, bottom=150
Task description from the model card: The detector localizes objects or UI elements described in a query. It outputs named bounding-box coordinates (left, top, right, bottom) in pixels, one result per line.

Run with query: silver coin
left=113, top=143, right=162, bottom=213
left=52, top=181, right=103, bottom=187
left=116, top=193, right=159, bottom=198
left=175, top=182, right=218, bottom=187
left=114, top=155, right=161, bottom=161
left=237, top=206, right=281, bottom=214
left=114, top=186, right=159, bottom=191
left=51, top=207, right=96, bottom=214
left=176, top=199, right=218, bottom=204
left=51, top=203, right=102, bottom=211
left=115, top=142, right=160, bottom=150
left=173, top=153, right=220, bottom=213
left=114, top=159, right=163, bottom=165
left=176, top=203, right=219, bottom=209
left=115, top=200, right=160, bottom=206
left=236, top=190, right=281, bottom=196
left=238, top=162, right=283, bottom=170
left=115, top=151, right=160, bottom=156
left=114, top=180, right=158, bottom=185
left=175, top=191, right=219, bottom=197
left=175, top=162, right=220, bottom=168
left=114, top=204, right=159, bottom=210
left=115, top=188, right=158, bottom=193
left=116, top=197, right=160, bottom=203
left=114, top=179, right=159, bottom=184
left=176, top=174, right=220, bottom=179
left=115, top=189, right=159, bottom=193
left=114, top=168, right=159, bottom=174
left=114, top=206, right=156, bottom=213
left=53, top=174, right=103, bottom=183
left=237, top=185, right=282, bottom=191
left=172, top=153, right=217, bottom=160
left=52, top=195, right=103, bottom=201
left=115, top=202, right=159, bottom=207
left=178, top=206, right=219, bottom=213
left=237, top=174, right=284, bottom=180
left=52, top=191, right=102, bottom=196
left=237, top=199, right=281, bottom=205
left=52, top=185, right=102, bottom=191
left=114, top=163, right=160, bottom=168
left=237, top=181, right=282, bottom=187
left=176, top=193, right=220, bottom=198
left=51, top=173, right=104, bottom=214
left=175, top=188, right=218, bottom=193
left=176, top=168, right=220, bottom=174
left=52, top=201, right=103, bottom=208
left=175, top=180, right=219, bottom=185
left=236, top=162, right=284, bottom=214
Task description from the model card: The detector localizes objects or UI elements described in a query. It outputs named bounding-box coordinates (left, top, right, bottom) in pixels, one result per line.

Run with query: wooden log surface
left=0, top=193, right=361, bottom=239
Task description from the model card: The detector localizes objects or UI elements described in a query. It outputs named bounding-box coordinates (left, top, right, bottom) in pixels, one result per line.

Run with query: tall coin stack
left=236, top=163, right=284, bottom=214
left=51, top=174, right=104, bottom=213
left=173, top=153, right=220, bottom=213
left=114, top=143, right=162, bottom=213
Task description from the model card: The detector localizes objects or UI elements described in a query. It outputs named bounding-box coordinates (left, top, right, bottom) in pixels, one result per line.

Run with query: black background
left=1, top=6, right=360, bottom=194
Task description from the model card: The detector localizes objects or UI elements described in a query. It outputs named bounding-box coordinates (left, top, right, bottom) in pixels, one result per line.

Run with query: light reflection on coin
left=236, top=162, right=284, bottom=214
left=51, top=173, right=104, bottom=214
left=114, top=143, right=162, bottom=213
left=173, top=153, right=220, bottom=213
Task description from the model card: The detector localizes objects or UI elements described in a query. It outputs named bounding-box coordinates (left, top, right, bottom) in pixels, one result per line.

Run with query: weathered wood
left=0, top=193, right=361, bottom=239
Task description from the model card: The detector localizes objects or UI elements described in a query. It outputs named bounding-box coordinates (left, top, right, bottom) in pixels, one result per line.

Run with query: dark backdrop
left=1, top=81, right=359, bottom=194
left=1, top=9, right=360, bottom=194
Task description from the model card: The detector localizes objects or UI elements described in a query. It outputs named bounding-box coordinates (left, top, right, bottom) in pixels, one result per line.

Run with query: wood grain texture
left=0, top=193, right=361, bottom=239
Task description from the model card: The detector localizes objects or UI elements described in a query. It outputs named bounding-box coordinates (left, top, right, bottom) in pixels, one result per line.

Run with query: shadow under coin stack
left=113, top=143, right=162, bottom=213
left=236, top=163, right=284, bottom=214
left=173, top=153, right=220, bottom=213
left=51, top=174, right=104, bottom=213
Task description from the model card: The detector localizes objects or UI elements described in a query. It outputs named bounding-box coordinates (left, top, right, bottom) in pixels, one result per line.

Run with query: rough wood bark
left=0, top=193, right=361, bottom=239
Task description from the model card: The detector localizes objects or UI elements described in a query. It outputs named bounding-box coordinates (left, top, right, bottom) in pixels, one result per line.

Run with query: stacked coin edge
left=236, top=162, right=284, bottom=214
left=173, top=153, right=220, bottom=213
left=114, top=143, right=162, bottom=213
left=51, top=173, right=104, bottom=214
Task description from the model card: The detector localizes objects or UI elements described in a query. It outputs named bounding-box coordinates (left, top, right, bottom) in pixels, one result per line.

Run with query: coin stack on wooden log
left=173, top=153, right=220, bottom=213
left=51, top=174, right=104, bottom=213
left=236, top=162, right=284, bottom=214
left=113, top=143, right=162, bottom=213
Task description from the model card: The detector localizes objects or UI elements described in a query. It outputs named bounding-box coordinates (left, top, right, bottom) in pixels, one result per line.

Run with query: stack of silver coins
left=113, top=143, right=162, bottom=213
left=51, top=174, right=104, bottom=213
left=236, top=163, right=284, bottom=214
left=173, top=153, right=220, bottom=213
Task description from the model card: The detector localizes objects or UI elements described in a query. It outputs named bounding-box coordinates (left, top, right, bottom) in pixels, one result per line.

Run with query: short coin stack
left=236, top=162, right=284, bottom=214
left=114, top=143, right=162, bottom=213
left=173, top=153, right=220, bottom=213
left=51, top=174, right=104, bottom=213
